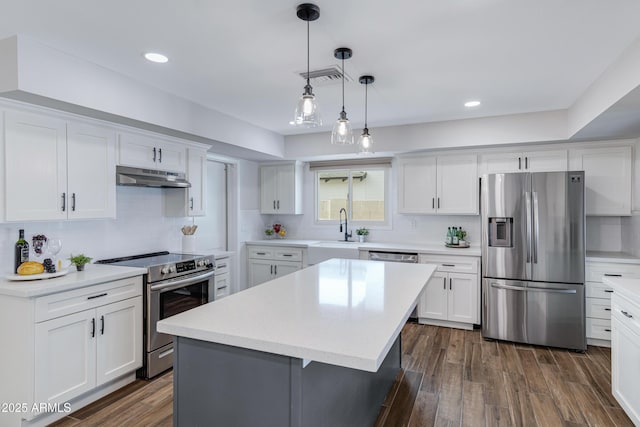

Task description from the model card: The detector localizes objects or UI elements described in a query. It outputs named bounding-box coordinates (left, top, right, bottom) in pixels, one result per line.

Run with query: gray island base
left=173, top=335, right=401, bottom=427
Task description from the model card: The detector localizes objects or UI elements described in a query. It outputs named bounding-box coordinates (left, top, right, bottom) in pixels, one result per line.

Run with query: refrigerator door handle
left=532, top=192, right=539, bottom=264
left=525, top=191, right=532, bottom=263
left=490, top=283, right=577, bottom=294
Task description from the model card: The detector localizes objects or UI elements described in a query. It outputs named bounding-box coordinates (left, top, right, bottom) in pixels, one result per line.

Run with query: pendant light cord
left=364, top=81, right=368, bottom=128
left=306, top=20, right=310, bottom=87
left=341, top=56, right=345, bottom=112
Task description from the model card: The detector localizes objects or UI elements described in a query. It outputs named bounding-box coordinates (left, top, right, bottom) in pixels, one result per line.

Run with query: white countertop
left=603, top=276, right=640, bottom=305
left=157, top=258, right=437, bottom=372
left=246, top=239, right=481, bottom=257
left=0, top=264, right=147, bottom=298
left=586, top=251, right=640, bottom=264
left=180, top=248, right=235, bottom=259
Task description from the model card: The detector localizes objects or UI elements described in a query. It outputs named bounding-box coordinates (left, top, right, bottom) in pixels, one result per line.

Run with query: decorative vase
left=182, top=235, right=196, bottom=253
left=358, top=235, right=365, bottom=243
left=76, top=264, right=85, bottom=272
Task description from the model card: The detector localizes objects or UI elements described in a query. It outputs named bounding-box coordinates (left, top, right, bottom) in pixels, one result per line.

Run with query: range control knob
left=161, top=266, right=171, bottom=274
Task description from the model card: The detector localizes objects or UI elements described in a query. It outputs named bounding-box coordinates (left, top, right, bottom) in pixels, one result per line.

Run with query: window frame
left=313, top=165, right=391, bottom=229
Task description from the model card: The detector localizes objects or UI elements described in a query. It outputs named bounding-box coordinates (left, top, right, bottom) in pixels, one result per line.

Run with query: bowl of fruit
left=272, top=223, right=287, bottom=239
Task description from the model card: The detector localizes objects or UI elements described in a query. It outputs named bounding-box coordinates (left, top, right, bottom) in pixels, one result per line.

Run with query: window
left=315, top=167, right=389, bottom=225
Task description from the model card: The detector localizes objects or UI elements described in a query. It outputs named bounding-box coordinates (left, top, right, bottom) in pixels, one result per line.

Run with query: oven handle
left=150, top=271, right=215, bottom=292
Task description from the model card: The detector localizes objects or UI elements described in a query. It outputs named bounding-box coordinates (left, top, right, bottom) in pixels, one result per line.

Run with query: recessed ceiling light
left=144, top=52, right=169, bottom=63
left=464, top=100, right=481, bottom=108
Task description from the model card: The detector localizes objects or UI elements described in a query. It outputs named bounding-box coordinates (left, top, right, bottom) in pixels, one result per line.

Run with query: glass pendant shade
left=294, top=86, right=321, bottom=126
left=358, top=128, right=374, bottom=154
left=331, top=110, right=354, bottom=144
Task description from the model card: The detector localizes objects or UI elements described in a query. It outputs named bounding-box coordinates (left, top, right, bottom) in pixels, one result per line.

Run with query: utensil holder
left=182, top=235, right=196, bottom=253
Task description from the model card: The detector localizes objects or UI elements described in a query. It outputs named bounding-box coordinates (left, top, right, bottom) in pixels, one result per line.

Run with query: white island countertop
left=158, top=258, right=437, bottom=372
left=603, top=276, right=640, bottom=304
left=0, top=264, right=147, bottom=298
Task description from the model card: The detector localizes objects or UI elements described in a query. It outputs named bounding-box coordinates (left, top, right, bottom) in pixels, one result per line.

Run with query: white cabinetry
left=417, top=255, right=480, bottom=329
left=165, top=146, right=208, bottom=216
left=213, top=256, right=231, bottom=299
left=4, top=110, right=116, bottom=221
left=479, top=150, right=567, bottom=175
left=611, top=290, right=640, bottom=425
left=569, top=145, right=632, bottom=216
left=585, top=260, right=640, bottom=346
left=260, top=162, right=304, bottom=214
left=247, top=245, right=305, bottom=287
left=118, top=131, right=186, bottom=173
left=397, top=154, right=478, bottom=215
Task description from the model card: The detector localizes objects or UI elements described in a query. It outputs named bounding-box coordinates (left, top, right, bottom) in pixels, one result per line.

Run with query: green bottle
left=14, top=229, right=29, bottom=273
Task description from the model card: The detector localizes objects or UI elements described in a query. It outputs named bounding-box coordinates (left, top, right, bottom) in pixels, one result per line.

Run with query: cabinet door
left=612, top=316, right=640, bottom=425
left=569, top=146, right=631, bottom=215
left=5, top=111, right=67, bottom=221
left=35, top=309, right=96, bottom=406
left=479, top=152, right=521, bottom=175
left=96, top=297, right=142, bottom=386
left=276, top=164, right=296, bottom=214
left=67, top=122, right=116, bottom=219
left=118, top=132, right=157, bottom=169
left=260, top=165, right=278, bottom=214
left=448, top=273, right=479, bottom=324
left=522, top=150, right=567, bottom=172
left=187, top=148, right=207, bottom=216
left=397, top=157, right=437, bottom=214
left=248, top=259, right=274, bottom=287
left=418, top=271, right=448, bottom=320
left=156, top=140, right=186, bottom=173
left=437, top=155, right=478, bottom=215
left=273, top=260, right=302, bottom=279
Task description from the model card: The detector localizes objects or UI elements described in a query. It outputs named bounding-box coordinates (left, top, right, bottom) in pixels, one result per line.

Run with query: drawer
left=35, top=276, right=143, bottom=322
left=586, top=262, right=640, bottom=283
left=419, top=254, right=479, bottom=274
left=274, top=248, right=303, bottom=262
left=585, top=281, right=614, bottom=300
left=586, top=297, right=612, bottom=320
left=215, top=257, right=230, bottom=275
left=587, top=318, right=612, bottom=340
left=248, top=246, right=275, bottom=259
left=214, top=272, right=230, bottom=300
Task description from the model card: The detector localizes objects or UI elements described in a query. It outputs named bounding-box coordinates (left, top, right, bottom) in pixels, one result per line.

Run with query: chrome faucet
left=339, top=208, right=352, bottom=241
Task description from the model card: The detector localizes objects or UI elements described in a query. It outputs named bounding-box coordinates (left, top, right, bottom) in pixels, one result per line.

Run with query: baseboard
left=417, top=318, right=474, bottom=330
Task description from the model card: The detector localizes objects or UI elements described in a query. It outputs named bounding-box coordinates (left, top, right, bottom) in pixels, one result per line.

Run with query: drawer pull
left=604, top=308, right=611, bottom=311
left=87, top=293, right=108, bottom=300
left=256, top=252, right=267, bottom=255
left=604, top=290, right=614, bottom=293
left=217, top=286, right=228, bottom=290
left=622, top=310, right=633, bottom=319
left=604, top=329, right=611, bottom=332
left=604, top=274, right=622, bottom=277
left=442, top=264, right=456, bottom=267
left=218, top=263, right=227, bottom=269
left=283, top=254, right=293, bottom=257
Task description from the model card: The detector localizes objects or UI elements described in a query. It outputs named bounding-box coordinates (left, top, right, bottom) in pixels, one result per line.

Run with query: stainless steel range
left=97, top=251, right=215, bottom=378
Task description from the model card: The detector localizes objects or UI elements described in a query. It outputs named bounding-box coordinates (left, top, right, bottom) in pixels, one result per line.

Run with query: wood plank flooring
left=49, top=323, right=632, bottom=427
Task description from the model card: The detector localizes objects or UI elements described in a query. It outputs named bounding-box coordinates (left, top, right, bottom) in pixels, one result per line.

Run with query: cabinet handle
left=72, top=193, right=76, bottom=211
left=518, top=157, right=522, bottom=170
left=91, top=318, right=96, bottom=338
left=100, top=315, right=105, bottom=335
left=449, top=278, right=452, bottom=290
left=622, top=310, right=633, bottom=319
left=190, top=197, right=194, bottom=210
left=153, top=147, right=157, bottom=162
left=437, top=198, right=440, bottom=209
left=443, top=277, right=446, bottom=289
left=604, top=274, right=622, bottom=277
left=159, top=148, right=162, bottom=163
left=61, top=193, right=66, bottom=212
left=432, top=198, right=435, bottom=209
left=270, top=265, right=273, bottom=274
left=525, top=157, right=528, bottom=169
left=217, top=286, right=228, bottom=291
left=256, top=252, right=266, bottom=255
left=604, top=308, right=611, bottom=311
left=273, top=200, right=276, bottom=209
left=604, top=328, right=611, bottom=332
left=274, top=265, right=278, bottom=275
left=604, top=290, right=614, bottom=293
left=277, top=200, right=280, bottom=210
left=283, top=254, right=293, bottom=257
left=87, top=293, right=108, bottom=300
left=442, top=264, right=456, bottom=267
left=218, top=263, right=227, bottom=269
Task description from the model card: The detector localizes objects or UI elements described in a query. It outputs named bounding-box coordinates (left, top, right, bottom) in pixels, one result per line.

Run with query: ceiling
left=2, top=0, right=640, bottom=138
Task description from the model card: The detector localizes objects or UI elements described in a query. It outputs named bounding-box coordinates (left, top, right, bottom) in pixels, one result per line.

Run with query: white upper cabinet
left=260, top=162, right=303, bottom=215
left=569, top=145, right=632, bottom=216
left=165, top=146, right=208, bottom=217
left=4, top=110, right=116, bottom=221
left=397, top=154, right=478, bottom=215
left=479, top=149, right=567, bottom=175
left=118, top=132, right=186, bottom=173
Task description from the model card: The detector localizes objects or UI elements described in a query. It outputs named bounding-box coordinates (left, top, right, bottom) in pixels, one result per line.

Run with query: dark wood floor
left=50, top=323, right=632, bottom=427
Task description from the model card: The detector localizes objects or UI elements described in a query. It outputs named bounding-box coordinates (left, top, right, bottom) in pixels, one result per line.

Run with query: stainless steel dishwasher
left=368, top=251, right=420, bottom=318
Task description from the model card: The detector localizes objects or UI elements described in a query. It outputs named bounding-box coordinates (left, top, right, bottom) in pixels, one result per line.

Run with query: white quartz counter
left=180, top=248, right=235, bottom=259
left=604, top=276, right=640, bottom=304
left=0, top=264, right=147, bottom=298
left=586, top=251, right=640, bottom=265
left=246, top=239, right=481, bottom=257
left=158, top=258, right=437, bottom=372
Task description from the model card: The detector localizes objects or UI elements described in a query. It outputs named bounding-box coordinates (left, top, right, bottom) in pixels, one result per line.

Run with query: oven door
left=148, top=270, right=214, bottom=351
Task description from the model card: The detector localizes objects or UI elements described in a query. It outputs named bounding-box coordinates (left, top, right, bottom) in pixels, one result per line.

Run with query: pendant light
left=331, top=47, right=354, bottom=145
left=358, top=75, right=375, bottom=154
left=293, top=3, right=321, bottom=127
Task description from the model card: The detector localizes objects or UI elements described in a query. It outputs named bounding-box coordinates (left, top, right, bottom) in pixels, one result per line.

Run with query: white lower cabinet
left=417, top=255, right=480, bottom=329
left=213, top=256, right=232, bottom=299
left=247, top=245, right=305, bottom=287
left=612, top=291, right=640, bottom=425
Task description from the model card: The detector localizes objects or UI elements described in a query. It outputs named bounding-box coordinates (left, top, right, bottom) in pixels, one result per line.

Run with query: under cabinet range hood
left=116, top=165, right=191, bottom=188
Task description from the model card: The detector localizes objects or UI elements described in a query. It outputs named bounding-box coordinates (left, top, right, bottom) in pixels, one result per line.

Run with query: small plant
left=69, top=254, right=92, bottom=271
left=356, top=227, right=369, bottom=236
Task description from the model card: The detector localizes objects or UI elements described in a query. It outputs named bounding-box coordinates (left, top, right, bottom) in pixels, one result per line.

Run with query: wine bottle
left=446, top=227, right=452, bottom=245
left=452, top=227, right=459, bottom=245
left=14, top=229, right=29, bottom=273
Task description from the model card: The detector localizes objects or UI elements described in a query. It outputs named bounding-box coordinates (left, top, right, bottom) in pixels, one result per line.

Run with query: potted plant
left=69, top=254, right=92, bottom=271
left=356, top=227, right=369, bottom=243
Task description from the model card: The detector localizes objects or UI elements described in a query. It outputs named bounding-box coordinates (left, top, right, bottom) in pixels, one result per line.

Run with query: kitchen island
left=157, top=258, right=436, bottom=426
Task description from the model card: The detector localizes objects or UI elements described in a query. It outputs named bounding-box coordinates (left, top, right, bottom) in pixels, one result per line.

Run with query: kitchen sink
left=307, top=241, right=361, bottom=264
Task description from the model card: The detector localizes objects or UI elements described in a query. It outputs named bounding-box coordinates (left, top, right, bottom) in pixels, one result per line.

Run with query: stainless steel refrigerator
left=481, top=171, right=586, bottom=350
